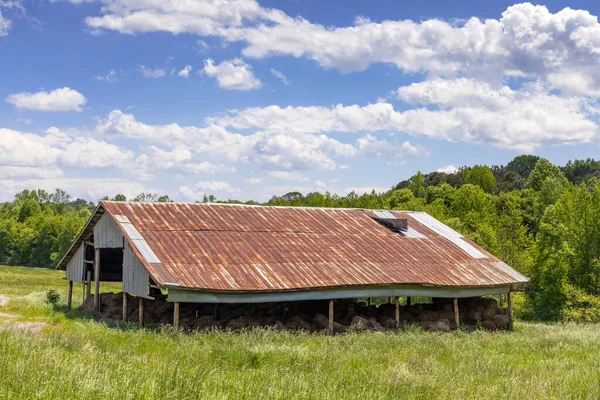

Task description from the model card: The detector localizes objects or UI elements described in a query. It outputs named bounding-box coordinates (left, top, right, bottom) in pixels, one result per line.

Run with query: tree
left=17, top=199, right=41, bottom=223
left=526, top=158, right=566, bottom=191
left=408, top=171, right=425, bottom=198
left=465, top=165, right=496, bottom=193
left=506, top=155, right=541, bottom=177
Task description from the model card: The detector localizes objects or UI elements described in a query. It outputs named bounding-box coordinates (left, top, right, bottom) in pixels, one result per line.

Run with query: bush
left=562, top=285, right=600, bottom=323
left=45, top=290, right=60, bottom=305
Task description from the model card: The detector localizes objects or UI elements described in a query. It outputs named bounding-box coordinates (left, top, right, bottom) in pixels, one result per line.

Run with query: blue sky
left=1, top=0, right=600, bottom=202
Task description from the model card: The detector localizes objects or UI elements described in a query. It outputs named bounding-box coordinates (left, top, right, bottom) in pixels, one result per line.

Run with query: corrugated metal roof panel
left=373, top=210, right=396, bottom=219
left=402, top=227, right=427, bottom=239
left=82, top=202, right=529, bottom=291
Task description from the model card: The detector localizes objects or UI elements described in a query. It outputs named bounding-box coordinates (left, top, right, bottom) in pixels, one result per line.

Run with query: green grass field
left=0, top=265, right=599, bottom=399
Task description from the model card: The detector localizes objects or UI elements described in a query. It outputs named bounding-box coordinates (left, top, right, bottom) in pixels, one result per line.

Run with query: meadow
left=1, top=265, right=599, bottom=399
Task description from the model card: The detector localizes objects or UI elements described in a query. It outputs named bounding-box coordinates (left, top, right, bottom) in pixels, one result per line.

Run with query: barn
left=57, top=201, right=528, bottom=333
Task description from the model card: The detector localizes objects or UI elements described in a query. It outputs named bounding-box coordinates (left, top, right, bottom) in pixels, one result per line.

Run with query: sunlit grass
left=1, top=265, right=599, bottom=399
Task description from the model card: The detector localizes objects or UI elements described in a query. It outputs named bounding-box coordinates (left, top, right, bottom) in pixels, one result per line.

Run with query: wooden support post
left=453, top=298, right=460, bottom=328
left=283, top=302, right=289, bottom=318
left=406, top=297, right=412, bottom=306
left=367, top=297, right=372, bottom=306
left=507, top=291, right=513, bottom=329
left=67, top=280, right=73, bottom=310
left=327, top=299, right=334, bottom=336
left=214, top=303, right=220, bottom=321
left=94, top=248, right=100, bottom=311
left=388, top=296, right=393, bottom=304
left=395, top=296, right=400, bottom=329
left=85, top=270, right=91, bottom=298
left=138, top=297, right=144, bottom=328
left=122, top=292, right=128, bottom=322
left=173, top=302, right=180, bottom=330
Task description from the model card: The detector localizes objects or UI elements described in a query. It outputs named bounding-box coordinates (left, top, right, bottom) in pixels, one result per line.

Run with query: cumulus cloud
left=179, top=180, right=240, bottom=199
left=178, top=65, right=192, bottom=78
left=0, top=127, right=133, bottom=170
left=210, top=83, right=599, bottom=152
left=139, top=65, right=166, bottom=78
left=269, top=171, right=309, bottom=181
left=96, top=109, right=398, bottom=171
left=436, top=165, right=458, bottom=174
left=0, top=178, right=147, bottom=202
left=6, top=87, right=87, bottom=112
left=270, top=68, right=289, bottom=85
left=75, top=2, right=600, bottom=96
left=202, top=58, right=261, bottom=90
left=0, top=166, right=64, bottom=180
left=244, top=177, right=263, bottom=184
left=396, top=78, right=597, bottom=151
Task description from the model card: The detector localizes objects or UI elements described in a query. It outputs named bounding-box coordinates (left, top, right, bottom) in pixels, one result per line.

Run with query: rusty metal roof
left=59, top=201, right=529, bottom=291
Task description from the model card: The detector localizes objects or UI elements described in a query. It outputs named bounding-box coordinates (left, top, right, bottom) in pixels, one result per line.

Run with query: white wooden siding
left=94, top=213, right=124, bottom=248
left=122, top=239, right=151, bottom=298
left=66, top=243, right=85, bottom=282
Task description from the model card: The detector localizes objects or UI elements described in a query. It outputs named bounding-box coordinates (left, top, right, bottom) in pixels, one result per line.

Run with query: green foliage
left=563, top=284, right=600, bottom=323
left=465, top=165, right=496, bottom=193
left=45, top=289, right=60, bottom=305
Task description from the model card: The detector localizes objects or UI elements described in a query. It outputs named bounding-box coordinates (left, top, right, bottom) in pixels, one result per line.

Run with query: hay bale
left=314, top=313, right=329, bottom=329
left=350, top=316, right=371, bottom=330
left=482, top=320, right=497, bottom=330
left=420, top=320, right=451, bottom=332
left=285, top=316, right=313, bottom=331
left=493, top=314, right=509, bottom=329
left=418, top=310, right=439, bottom=322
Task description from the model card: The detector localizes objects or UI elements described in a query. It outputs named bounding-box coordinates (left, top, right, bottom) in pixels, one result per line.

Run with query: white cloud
left=178, top=65, right=192, bottom=78
left=315, top=180, right=326, bottom=188
left=179, top=180, right=240, bottom=199
left=270, top=68, right=289, bottom=85
left=244, top=177, right=263, bottom=184
left=0, top=10, right=10, bottom=36
left=339, top=165, right=350, bottom=170
left=79, top=2, right=600, bottom=97
left=0, top=166, right=64, bottom=179
left=269, top=171, right=309, bottom=181
left=0, top=127, right=133, bottom=170
left=202, top=58, right=262, bottom=90
left=6, top=87, right=87, bottom=112
left=94, top=70, right=118, bottom=83
left=0, top=178, right=146, bottom=202
left=436, top=165, right=458, bottom=174
left=95, top=109, right=375, bottom=171
left=210, top=81, right=598, bottom=152
left=58, top=138, right=134, bottom=168
left=396, top=78, right=597, bottom=151
left=139, top=65, right=166, bottom=78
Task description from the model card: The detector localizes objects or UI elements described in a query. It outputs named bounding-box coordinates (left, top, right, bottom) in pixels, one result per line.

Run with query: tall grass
left=1, top=266, right=599, bottom=399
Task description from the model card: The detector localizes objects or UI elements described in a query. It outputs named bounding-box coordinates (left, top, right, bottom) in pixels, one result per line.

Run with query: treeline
left=1, top=155, right=600, bottom=321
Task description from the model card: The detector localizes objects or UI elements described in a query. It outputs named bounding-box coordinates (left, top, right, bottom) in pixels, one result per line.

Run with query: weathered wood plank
left=139, top=297, right=144, bottom=328
left=94, top=248, right=100, bottom=311
left=123, top=292, right=128, bottom=322
left=327, top=299, right=334, bottom=336
left=173, top=302, right=180, bottom=330
left=67, top=280, right=73, bottom=310
left=454, top=298, right=460, bottom=328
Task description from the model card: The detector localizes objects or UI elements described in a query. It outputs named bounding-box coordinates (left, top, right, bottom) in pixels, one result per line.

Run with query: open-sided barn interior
left=58, top=201, right=528, bottom=333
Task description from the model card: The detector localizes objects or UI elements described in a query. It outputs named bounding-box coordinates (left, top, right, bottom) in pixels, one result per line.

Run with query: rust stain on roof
left=59, top=201, right=530, bottom=292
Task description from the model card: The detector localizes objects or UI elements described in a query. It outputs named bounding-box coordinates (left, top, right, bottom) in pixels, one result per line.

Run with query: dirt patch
left=80, top=292, right=511, bottom=333
left=0, top=295, right=10, bottom=307
left=0, top=321, right=47, bottom=332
